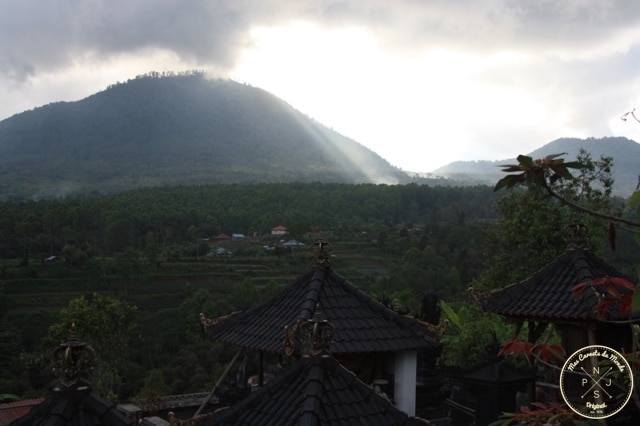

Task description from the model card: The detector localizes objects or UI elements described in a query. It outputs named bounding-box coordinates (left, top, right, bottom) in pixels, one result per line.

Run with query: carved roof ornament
left=300, top=304, right=336, bottom=357
left=52, top=323, right=96, bottom=391
left=199, top=311, right=241, bottom=335
left=564, top=223, right=590, bottom=250
left=283, top=304, right=336, bottom=358
left=412, top=317, right=450, bottom=340
left=310, top=238, right=332, bottom=265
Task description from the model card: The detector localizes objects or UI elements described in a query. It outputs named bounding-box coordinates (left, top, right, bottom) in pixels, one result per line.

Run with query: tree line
left=0, top=183, right=502, bottom=261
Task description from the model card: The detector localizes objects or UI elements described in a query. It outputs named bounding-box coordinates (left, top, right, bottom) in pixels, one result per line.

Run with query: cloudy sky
left=2, top=0, right=640, bottom=172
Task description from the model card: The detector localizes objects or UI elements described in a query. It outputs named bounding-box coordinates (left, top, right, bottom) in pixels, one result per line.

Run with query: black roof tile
left=479, top=248, right=637, bottom=322
left=10, top=389, right=134, bottom=426
left=204, top=265, right=439, bottom=354
left=205, top=356, right=428, bottom=426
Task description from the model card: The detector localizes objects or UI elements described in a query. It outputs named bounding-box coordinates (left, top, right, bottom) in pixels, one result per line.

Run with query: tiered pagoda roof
left=11, top=390, right=135, bottom=426
left=203, top=301, right=430, bottom=426
left=204, top=355, right=429, bottom=426
left=201, top=263, right=442, bottom=354
left=476, top=247, right=637, bottom=322
left=0, top=398, right=44, bottom=425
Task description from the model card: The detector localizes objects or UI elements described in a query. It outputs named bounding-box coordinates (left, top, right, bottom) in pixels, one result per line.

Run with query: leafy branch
left=572, top=276, right=636, bottom=317
left=494, top=153, right=640, bottom=229
left=498, top=338, right=566, bottom=367
left=495, top=153, right=640, bottom=310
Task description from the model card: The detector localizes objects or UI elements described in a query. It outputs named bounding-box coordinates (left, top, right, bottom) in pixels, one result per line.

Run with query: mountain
left=5, top=73, right=637, bottom=201
left=432, top=137, right=640, bottom=197
left=0, top=72, right=409, bottom=200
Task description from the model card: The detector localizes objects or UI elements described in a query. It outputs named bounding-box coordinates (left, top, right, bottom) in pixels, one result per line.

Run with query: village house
left=271, top=225, right=287, bottom=236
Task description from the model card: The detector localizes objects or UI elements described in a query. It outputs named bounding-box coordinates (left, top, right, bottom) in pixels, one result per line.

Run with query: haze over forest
left=1, top=72, right=639, bottom=200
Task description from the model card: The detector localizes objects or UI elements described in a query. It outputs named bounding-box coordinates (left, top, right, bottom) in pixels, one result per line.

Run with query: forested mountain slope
left=0, top=72, right=409, bottom=200
left=0, top=183, right=502, bottom=259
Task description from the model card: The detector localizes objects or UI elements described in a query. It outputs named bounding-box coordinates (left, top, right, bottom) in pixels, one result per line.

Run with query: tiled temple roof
left=477, top=248, right=637, bottom=322
left=10, top=324, right=136, bottom=426
left=0, top=398, right=44, bottom=425
left=9, top=390, right=134, bottom=426
left=202, top=265, right=441, bottom=354
left=204, top=356, right=429, bottom=426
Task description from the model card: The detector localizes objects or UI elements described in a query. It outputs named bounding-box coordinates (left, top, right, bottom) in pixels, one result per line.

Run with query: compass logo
left=559, top=345, right=634, bottom=419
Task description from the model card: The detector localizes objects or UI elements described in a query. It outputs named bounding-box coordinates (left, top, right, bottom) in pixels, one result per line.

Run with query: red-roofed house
left=271, top=225, right=287, bottom=236
left=0, top=398, right=44, bottom=425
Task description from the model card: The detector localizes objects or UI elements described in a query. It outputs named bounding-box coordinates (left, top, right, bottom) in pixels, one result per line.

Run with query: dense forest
left=1, top=177, right=638, bottom=406
left=1, top=183, right=506, bottom=400
left=0, top=182, right=503, bottom=259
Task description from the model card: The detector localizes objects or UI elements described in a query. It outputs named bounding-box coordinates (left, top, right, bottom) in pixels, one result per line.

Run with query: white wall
left=394, top=350, right=417, bottom=416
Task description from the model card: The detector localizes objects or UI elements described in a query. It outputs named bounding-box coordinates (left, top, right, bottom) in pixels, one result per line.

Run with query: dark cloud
left=356, top=0, right=640, bottom=55
left=4, top=0, right=640, bottom=83
left=1, top=0, right=271, bottom=81
left=3, top=0, right=640, bottom=168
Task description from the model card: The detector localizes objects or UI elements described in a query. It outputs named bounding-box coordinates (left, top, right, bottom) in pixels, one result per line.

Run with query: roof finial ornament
left=298, top=304, right=335, bottom=357
left=52, top=322, right=96, bottom=391
left=310, top=238, right=332, bottom=265
left=564, top=223, right=590, bottom=250
left=283, top=304, right=336, bottom=358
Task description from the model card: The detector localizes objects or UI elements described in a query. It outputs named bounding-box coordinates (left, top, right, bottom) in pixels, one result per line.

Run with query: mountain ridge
left=2, top=72, right=638, bottom=200
left=0, top=72, right=410, bottom=200
left=432, top=136, right=640, bottom=197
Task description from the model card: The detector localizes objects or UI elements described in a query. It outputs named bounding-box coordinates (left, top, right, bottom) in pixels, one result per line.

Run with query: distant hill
left=4, top=73, right=638, bottom=201
left=0, top=72, right=410, bottom=200
left=432, top=137, right=640, bottom=197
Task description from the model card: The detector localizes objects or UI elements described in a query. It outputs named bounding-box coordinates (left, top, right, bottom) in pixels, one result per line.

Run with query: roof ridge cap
left=300, top=358, right=325, bottom=425
left=299, top=266, right=330, bottom=320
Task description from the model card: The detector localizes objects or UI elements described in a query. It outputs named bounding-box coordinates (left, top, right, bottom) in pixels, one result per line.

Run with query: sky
left=3, top=0, right=640, bottom=172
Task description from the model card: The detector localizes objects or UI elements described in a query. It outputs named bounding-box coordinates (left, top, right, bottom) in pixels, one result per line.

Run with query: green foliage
left=179, top=288, right=233, bottom=343
left=0, top=174, right=636, bottom=401
left=494, top=153, right=585, bottom=192
left=439, top=300, right=512, bottom=367
left=262, top=280, right=280, bottom=300
left=0, top=286, right=21, bottom=384
left=138, top=369, right=172, bottom=399
left=231, top=278, right=259, bottom=311
left=0, top=183, right=501, bottom=262
left=489, top=149, right=640, bottom=321
left=376, top=246, right=463, bottom=303
left=162, top=346, right=211, bottom=394
left=0, top=394, right=20, bottom=403
left=46, top=293, right=138, bottom=400
left=114, top=249, right=144, bottom=281
left=61, top=243, right=88, bottom=267
left=476, top=150, right=615, bottom=290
